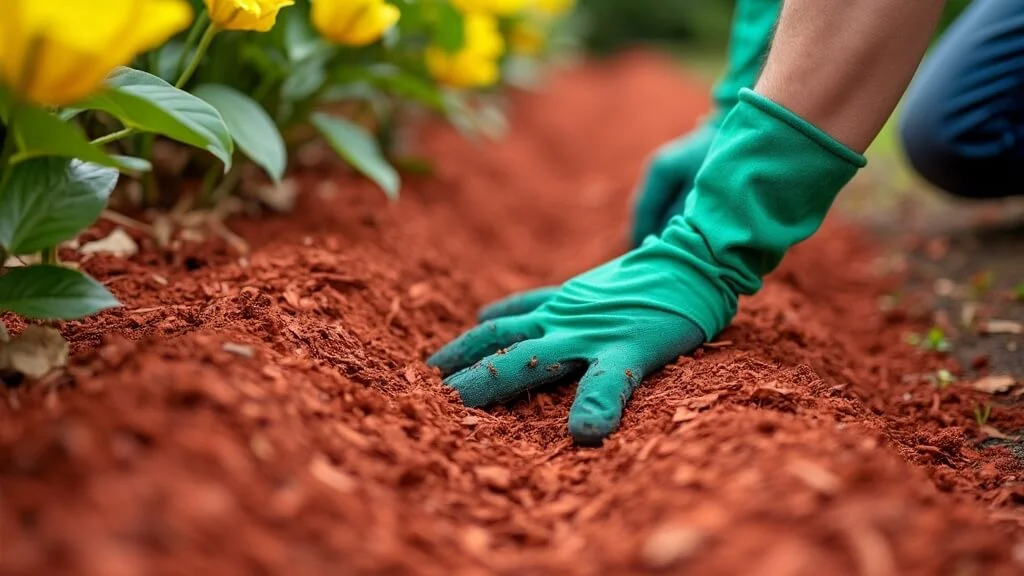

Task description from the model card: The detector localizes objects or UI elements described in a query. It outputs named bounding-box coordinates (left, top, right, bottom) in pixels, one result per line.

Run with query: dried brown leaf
left=80, top=227, right=139, bottom=257
left=971, top=375, right=1016, bottom=394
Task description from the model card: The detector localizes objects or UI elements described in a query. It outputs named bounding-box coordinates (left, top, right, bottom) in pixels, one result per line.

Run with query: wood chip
left=636, top=437, right=660, bottom=462
left=256, top=179, right=299, bottom=212
left=971, top=375, right=1016, bottom=394
left=79, top=227, right=139, bottom=257
left=980, top=320, right=1023, bottom=335
left=222, top=342, right=255, bottom=358
left=703, top=340, right=733, bottom=349
left=333, top=423, right=371, bottom=450
left=310, top=454, right=355, bottom=493
left=640, top=524, right=706, bottom=569
left=1, top=325, right=69, bottom=379
left=671, top=465, right=699, bottom=487
left=474, top=465, right=512, bottom=491
left=403, top=365, right=419, bottom=385
left=980, top=425, right=1021, bottom=441
left=786, top=458, right=842, bottom=496
left=684, top=393, right=720, bottom=411
left=672, top=407, right=700, bottom=423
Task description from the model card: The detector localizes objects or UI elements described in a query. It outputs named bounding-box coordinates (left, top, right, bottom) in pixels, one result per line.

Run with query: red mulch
left=2, top=51, right=1022, bottom=576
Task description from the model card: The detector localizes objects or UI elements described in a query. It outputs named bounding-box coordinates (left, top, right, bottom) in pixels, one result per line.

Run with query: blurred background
left=563, top=0, right=982, bottom=219
left=574, top=0, right=972, bottom=58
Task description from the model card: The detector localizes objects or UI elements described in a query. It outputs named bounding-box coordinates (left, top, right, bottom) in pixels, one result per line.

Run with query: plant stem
left=140, top=135, right=160, bottom=206
left=175, top=11, right=211, bottom=79
left=176, top=23, right=219, bottom=89
left=41, top=246, right=58, bottom=265
left=208, top=161, right=243, bottom=206
left=198, top=162, right=222, bottom=208
left=90, top=127, right=134, bottom=146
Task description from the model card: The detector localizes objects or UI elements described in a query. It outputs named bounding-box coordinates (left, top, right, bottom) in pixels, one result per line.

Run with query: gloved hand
left=428, top=250, right=707, bottom=446
left=479, top=0, right=785, bottom=316
left=629, top=124, right=717, bottom=248
left=429, top=89, right=866, bottom=445
left=630, top=0, right=781, bottom=248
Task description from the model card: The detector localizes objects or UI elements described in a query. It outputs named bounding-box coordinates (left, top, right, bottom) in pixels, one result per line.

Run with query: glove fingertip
left=568, top=418, right=616, bottom=447
left=443, top=367, right=496, bottom=408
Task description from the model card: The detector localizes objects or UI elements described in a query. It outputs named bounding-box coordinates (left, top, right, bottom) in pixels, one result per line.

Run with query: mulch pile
left=2, top=51, right=1022, bottom=576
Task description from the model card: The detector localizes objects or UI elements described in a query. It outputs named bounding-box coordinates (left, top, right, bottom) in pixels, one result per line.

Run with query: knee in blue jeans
left=899, top=100, right=1021, bottom=200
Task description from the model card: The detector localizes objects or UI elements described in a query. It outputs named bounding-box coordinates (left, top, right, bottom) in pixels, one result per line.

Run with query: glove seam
left=738, top=88, right=868, bottom=168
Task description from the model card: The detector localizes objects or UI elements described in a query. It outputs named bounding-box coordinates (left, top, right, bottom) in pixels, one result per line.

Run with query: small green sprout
left=929, top=369, right=956, bottom=389
left=1014, top=282, right=1024, bottom=301
left=974, top=403, right=992, bottom=428
left=906, top=327, right=951, bottom=352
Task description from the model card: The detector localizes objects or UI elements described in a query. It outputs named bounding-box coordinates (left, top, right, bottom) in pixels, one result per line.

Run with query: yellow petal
left=207, top=0, right=292, bottom=31
left=24, top=39, right=115, bottom=106
left=452, top=0, right=526, bottom=16
left=313, top=0, right=400, bottom=46
left=117, top=0, right=195, bottom=61
left=204, top=0, right=260, bottom=28
left=463, top=13, right=504, bottom=59
left=510, top=22, right=544, bottom=56
left=532, top=0, right=573, bottom=15
left=425, top=46, right=499, bottom=88
left=2, top=0, right=192, bottom=106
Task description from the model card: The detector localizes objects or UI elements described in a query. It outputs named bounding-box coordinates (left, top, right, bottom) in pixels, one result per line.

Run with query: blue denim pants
left=899, top=0, right=1024, bottom=198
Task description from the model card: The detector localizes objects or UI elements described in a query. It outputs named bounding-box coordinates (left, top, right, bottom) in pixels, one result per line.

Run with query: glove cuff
left=653, top=89, right=865, bottom=339
left=738, top=88, right=867, bottom=167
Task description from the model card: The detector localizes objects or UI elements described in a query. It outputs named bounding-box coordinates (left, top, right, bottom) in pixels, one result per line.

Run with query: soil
left=2, top=51, right=1024, bottom=576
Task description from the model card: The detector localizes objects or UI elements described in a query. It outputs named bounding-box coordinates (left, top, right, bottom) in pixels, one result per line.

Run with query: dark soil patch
left=2, top=51, right=1023, bottom=575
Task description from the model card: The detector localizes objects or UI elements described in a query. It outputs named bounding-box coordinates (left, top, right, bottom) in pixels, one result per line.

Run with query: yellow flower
left=530, top=0, right=573, bottom=15
left=509, top=20, right=544, bottom=56
left=425, top=13, right=505, bottom=88
left=0, top=0, right=192, bottom=107
left=451, top=0, right=526, bottom=16
left=312, top=0, right=401, bottom=46
left=204, top=0, right=294, bottom=32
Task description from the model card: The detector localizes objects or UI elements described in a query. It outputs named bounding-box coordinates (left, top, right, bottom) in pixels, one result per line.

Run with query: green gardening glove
left=630, top=0, right=781, bottom=248
left=428, top=89, right=866, bottom=446
left=484, top=0, right=784, bottom=317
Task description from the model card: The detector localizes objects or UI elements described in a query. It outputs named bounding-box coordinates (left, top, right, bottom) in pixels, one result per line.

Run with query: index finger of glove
left=426, top=315, right=542, bottom=377
left=444, top=338, right=584, bottom=407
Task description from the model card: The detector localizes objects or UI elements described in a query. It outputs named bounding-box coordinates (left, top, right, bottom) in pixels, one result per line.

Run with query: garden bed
left=2, top=51, right=1022, bottom=575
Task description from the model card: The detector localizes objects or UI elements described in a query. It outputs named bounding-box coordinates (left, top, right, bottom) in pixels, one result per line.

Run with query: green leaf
left=330, top=64, right=447, bottom=112
left=311, top=112, right=399, bottom=200
left=281, top=50, right=329, bottom=102
left=80, top=67, right=233, bottom=168
left=57, top=108, right=84, bottom=122
left=0, top=265, right=119, bottom=320
left=283, top=9, right=322, bottom=63
left=436, top=3, right=466, bottom=53
left=11, top=105, right=136, bottom=170
left=151, top=41, right=187, bottom=83
left=109, top=155, right=153, bottom=174
left=0, top=158, right=118, bottom=255
left=192, top=84, right=287, bottom=183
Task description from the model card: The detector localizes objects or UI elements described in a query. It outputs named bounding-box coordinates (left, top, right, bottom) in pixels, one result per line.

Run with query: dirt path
left=2, top=51, right=1022, bottom=576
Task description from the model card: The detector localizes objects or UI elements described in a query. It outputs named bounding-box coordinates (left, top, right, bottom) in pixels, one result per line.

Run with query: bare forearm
left=756, top=0, right=946, bottom=152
